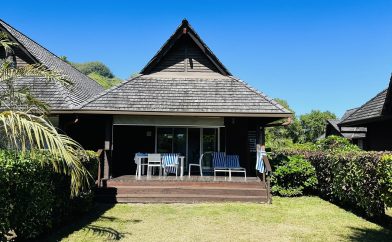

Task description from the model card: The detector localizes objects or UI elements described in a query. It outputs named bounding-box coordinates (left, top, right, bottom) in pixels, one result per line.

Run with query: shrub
left=0, top=151, right=54, bottom=239
left=272, top=147, right=392, bottom=218
left=377, top=154, right=392, bottom=209
left=316, top=135, right=360, bottom=152
left=271, top=155, right=318, bottom=197
left=0, top=150, right=99, bottom=240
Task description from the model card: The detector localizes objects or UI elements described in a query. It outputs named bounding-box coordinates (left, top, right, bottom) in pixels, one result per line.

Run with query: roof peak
left=140, top=19, right=231, bottom=76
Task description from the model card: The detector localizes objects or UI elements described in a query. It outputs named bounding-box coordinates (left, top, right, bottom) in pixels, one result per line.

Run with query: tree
left=59, top=57, right=122, bottom=89
left=266, top=98, right=303, bottom=147
left=300, top=110, right=336, bottom=143
left=73, top=61, right=114, bottom=78
left=265, top=99, right=336, bottom=147
left=0, top=32, right=89, bottom=196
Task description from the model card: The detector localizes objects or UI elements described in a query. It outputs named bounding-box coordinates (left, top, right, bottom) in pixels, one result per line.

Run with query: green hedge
left=271, top=155, right=318, bottom=197
left=271, top=148, right=392, bottom=218
left=0, top=150, right=98, bottom=240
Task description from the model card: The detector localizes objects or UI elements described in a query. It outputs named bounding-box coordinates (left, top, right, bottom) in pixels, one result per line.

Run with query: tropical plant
left=0, top=31, right=89, bottom=196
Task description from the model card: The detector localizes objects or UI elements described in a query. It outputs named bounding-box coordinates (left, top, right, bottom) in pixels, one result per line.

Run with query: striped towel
left=162, top=153, right=179, bottom=174
left=213, top=152, right=226, bottom=168
left=226, top=155, right=240, bottom=168
left=256, top=145, right=266, bottom=173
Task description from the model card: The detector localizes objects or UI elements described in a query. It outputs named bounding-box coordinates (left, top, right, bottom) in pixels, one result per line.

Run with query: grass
left=44, top=197, right=392, bottom=242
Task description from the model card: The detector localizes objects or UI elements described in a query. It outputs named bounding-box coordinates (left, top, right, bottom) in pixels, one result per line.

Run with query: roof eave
left=50, top=109, right=292, bottom=118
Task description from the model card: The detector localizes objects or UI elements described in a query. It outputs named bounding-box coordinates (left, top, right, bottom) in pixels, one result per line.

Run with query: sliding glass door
left=157, top=128, right=186, bottom=155
left=157, top=127, right=220, bottom=172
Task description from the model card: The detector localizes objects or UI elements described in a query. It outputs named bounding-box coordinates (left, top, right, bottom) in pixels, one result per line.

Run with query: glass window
left=157, top=128, right=173, bottom=153
left=157, top=128, right=187, bottom=155
left=173, top=128, right=186, bottom=156
left=203, top=128, right=217, bottom=153
left=202, top=128, right=218, bottom=168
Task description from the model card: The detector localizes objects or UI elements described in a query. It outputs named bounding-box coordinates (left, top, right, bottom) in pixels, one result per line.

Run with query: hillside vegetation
left=60, top=57, right=122, bottom=89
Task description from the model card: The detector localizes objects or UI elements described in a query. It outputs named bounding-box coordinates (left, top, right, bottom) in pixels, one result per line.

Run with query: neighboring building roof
left=325, top=119, right=366, bottom=140
left=340, top=108, right=358, bottom=121
left=327, top=119, right=340, bottom=132
left=80, top=20, right=290, bottom=117
left=340, top=76, right=392, bottom=125
left=0, top=19, right=103, bottom=110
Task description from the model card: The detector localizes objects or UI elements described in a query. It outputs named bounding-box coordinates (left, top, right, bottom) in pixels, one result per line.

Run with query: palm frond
left=0, top=32, right=18, bottom=55
left=0, top=111, right=90, bottom=196
left=0, top=61, right=70, bottom=85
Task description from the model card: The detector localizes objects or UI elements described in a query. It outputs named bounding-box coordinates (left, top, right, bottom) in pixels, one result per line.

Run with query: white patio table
left=134, top=153, right=184, bottom=179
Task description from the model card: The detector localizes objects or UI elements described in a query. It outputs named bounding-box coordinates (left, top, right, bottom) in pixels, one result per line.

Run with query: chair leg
left=199, top=165, right=203, bottom=177
left=188, top=165, right=191, bottom=177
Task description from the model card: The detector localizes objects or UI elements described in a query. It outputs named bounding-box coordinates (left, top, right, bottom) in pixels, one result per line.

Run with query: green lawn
left=44, top=197, right=391, bottom=242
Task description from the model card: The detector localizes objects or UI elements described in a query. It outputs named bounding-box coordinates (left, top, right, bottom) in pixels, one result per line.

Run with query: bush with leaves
left=271, top=155, right=318, bottom=196
left=0, top=150, right=98, bottom=241
left=308, top=151, right=392, bottom=218
left=272, top=144, right=392, bottom=218
left=316, top=135, right=361, bottom=152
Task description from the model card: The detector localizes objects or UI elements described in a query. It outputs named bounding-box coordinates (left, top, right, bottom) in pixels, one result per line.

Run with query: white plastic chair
left=147, top=154, right=162, bottom=177
left=188, top=152, right=212, bottom=177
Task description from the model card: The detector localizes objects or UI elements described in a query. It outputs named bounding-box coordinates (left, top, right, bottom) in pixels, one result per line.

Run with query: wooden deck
left=95, top=175, right=269, bottom=203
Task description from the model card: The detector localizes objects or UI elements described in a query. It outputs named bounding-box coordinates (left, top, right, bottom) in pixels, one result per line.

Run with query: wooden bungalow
left=339, top=76, right=392, bottom=151
left=0, top=19, right=291, bottom=202
left=322, top=109, right=367, bottom=148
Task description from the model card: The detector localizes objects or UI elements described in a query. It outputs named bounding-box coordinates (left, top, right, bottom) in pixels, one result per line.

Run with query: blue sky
left=2, top=0, right=392, bottom=117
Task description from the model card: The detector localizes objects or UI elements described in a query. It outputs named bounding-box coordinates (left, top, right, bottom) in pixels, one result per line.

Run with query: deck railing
left=262, top=155, right=272, bottom=204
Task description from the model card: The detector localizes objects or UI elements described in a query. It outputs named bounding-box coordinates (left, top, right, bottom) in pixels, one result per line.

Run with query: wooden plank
left=105, top=189, right=266, bottom=197
left=106, top=181, right=264, bottom=189
left=109, top=185, right=266, bottom=191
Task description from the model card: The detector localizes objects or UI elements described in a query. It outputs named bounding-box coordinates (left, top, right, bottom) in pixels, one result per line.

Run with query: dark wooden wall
left=224, top=117, right=272, bottom=176
left=325, top=124, right=342, bottom=137
left=59, top=114, right=108, bottom=151
left=365, top=119, right=392, bottom=151
left=112, top=125, right=155, bottom=177
left=150, top=34, right=219, bottom=74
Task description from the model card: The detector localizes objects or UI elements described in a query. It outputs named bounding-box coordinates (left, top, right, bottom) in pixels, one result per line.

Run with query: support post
left=103, top=116, right=113, bottom=180
left=257, top=125, right=272, bottom=204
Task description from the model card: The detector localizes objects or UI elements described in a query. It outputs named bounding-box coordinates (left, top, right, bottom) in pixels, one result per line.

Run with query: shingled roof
left=340, top=76, right=392, bottom=125
left=0, top=19, right=104, bottom=110
left=326, top=119, right=366, bottom=139
left=80, top=20, right=290, bottom=117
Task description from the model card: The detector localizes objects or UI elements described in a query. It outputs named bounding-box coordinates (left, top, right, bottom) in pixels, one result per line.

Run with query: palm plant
left=0, top=31, right=90, bottom=196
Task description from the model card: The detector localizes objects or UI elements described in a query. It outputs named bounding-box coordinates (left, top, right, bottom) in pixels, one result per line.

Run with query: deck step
left=96, top=178, right=268, bottom=203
